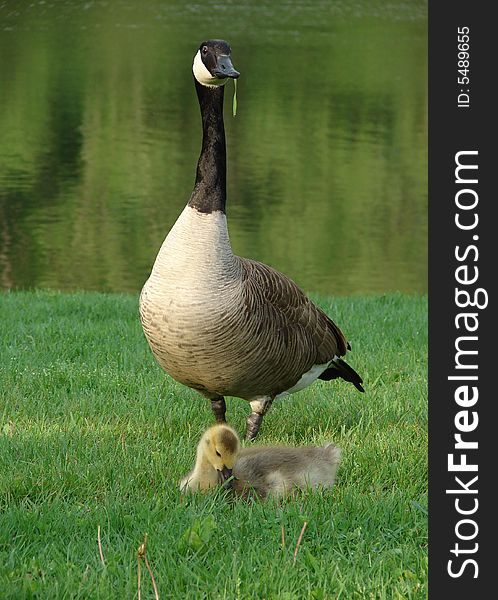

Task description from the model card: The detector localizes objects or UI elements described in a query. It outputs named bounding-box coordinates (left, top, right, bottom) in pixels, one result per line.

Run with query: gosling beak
left=220, top=465, right=233, bottom=481
left=217, top=465, right=233, bottom=489
left=213, top=55, right=240, bottom=79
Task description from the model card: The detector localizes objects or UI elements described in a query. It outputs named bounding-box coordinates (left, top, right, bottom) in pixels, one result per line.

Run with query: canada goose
left=180, top=424, right=341, bottom=499
left=140, top=39, right=364, bottom=440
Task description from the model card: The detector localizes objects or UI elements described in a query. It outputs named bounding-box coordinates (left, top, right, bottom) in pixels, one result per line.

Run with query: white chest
left=140, top=206, right=242, bottom=351
left=145, top=206, right=239, bottom=293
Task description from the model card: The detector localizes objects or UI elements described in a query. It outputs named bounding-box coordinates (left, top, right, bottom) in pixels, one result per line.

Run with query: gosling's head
left=192, top=39, right=240, bottom=87
left=200, top=424, right=241, bottom=486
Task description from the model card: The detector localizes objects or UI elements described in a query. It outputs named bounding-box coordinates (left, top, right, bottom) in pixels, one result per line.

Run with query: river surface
left=0, top=0, right=427, bottom=295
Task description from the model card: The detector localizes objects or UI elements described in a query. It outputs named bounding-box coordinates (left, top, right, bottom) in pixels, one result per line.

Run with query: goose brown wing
left=239, top=258, right=348, bottom=384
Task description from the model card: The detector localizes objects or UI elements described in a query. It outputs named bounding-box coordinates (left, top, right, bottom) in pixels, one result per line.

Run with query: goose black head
left=193, top=39, right=240, bottom=87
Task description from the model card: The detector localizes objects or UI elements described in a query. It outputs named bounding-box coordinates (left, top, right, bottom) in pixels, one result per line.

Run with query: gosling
left=180, top=424, right=341, bottom=499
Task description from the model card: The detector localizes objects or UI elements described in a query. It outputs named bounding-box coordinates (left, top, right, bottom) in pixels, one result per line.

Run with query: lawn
left=0, top=291, right=427, bottom=599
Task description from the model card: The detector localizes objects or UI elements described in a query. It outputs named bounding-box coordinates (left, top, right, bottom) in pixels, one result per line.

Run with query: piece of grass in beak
left=232, top=78, right=237, bottom=116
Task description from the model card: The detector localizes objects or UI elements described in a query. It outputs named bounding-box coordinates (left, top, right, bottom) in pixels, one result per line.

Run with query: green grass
left=0, top=291, right=427, bottom=599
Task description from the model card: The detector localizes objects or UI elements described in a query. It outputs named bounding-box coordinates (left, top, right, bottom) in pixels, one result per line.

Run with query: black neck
left=188, top=79, right=227, bottom=214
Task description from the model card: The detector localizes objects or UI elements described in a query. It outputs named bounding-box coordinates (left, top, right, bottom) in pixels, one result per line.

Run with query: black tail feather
left=319, top=358, right=364, bottom=393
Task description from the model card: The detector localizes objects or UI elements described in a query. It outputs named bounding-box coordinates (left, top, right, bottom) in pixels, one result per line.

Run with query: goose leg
left=210, top=396, right=227, bottom=423
left=246, top=396, right=274, bottom=441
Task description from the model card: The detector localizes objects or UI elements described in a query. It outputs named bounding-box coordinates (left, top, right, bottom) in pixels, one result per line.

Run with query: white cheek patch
left=192, top=50, right=228, bottom=88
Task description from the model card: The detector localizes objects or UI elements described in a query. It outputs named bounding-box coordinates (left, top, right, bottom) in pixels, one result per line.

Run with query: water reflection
left=0, top=0, right=427, bottom=295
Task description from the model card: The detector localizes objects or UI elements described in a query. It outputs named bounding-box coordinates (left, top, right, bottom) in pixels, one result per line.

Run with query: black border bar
left=429, top=2, right=495, bottom=596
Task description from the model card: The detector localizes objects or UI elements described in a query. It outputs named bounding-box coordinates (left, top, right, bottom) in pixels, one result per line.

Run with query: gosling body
left=233, top=443, right=341, bottom=499
left=180, top=424, right=341, bottom=499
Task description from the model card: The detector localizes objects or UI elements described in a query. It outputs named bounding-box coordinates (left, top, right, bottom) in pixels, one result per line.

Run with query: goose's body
left=141, top=206, right=350, bottom=400
left=140, top=40, right=364, bottom=440
left=180, top=424, right=341, bottom=499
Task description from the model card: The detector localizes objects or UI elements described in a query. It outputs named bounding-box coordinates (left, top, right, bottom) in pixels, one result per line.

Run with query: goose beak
left=213, top=55, right=240, bottom=79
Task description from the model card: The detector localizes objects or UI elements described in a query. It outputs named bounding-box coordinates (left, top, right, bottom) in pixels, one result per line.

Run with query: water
left=0, top=0, right=427, bottom=295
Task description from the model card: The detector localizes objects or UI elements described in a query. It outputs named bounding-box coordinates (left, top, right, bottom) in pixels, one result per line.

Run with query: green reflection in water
left=0, top=1, right=427, bottom=295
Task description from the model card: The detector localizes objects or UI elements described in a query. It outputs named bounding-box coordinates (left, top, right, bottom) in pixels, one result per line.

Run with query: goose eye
left=202, top=46, right=208, bottom=54
left=215, top=450, right=221, bottom=457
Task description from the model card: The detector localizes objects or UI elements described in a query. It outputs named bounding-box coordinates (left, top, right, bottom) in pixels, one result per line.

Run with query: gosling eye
left=215, top=450, right=221, bottom=457
left=202, top=45, right=208, bottom=54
